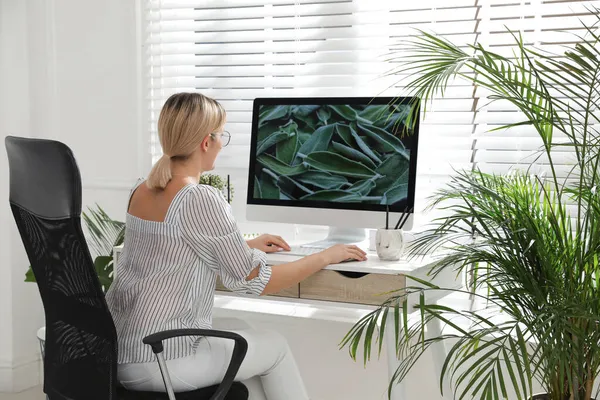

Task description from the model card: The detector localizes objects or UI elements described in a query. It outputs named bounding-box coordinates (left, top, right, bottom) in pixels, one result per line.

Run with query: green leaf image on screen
left=254, top=104, right=412, bottom=205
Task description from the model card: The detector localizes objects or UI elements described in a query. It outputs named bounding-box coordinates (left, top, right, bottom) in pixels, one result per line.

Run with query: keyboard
left=279, top=246, right=363, bottom=263
left=282, top=246, right=323, bottom=256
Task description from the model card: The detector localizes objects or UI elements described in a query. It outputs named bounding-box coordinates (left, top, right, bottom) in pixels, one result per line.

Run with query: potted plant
left=341, top=12, right=600, bottom=400
left=199, top=173, right=235, bottom=204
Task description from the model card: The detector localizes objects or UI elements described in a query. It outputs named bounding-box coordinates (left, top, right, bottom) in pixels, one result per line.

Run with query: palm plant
left=82, top=206, right=126, bottom=291
left=341, top=11, right=600, bottom=400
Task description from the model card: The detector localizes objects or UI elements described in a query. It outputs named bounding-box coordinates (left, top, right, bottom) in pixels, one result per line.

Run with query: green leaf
left=364, top=316, right=377, bottom=365
left=257, top=154, right=308, bottom=176
left=277, top=119, right=298, bottom=135
left=298, top=133, right=312, bottom=145
left=329, top=104, right=358, bottom=121
left=253, top=176, right=262, bottom=198
left=257, top=121, right=281, bottom=143
left=382, top=183, right=408, bottom=205
left=276, top=130, right=299, bottom=165
left=257, top=131, right=293, bottom=155
left=113, top=225, right=125, bottom=248
left=25, top=267, right=36, bottom=282
left=350, top=325, right=364, bottom=363
left=278, top=175, right=315, bottom=196
left=347, top=124, right=382, bottom=164
left=295, top=171, right=349, bottom=190
left=262, top=169, right=297, bottom=200
left=336, top=124, right=381, bottom=164
left=94, top=256, right=113, bottom=291
left=294, top=124, right=336, bottom=164
left=335, top=123, right=355, bottom=147
left=397, top=301, right=403, bottom=351
left=291, top=105, right=319, bottom=116
left=293, top=106, right=320, bottom=130
left=94, top=255, right=112, bottom=272
left=380, top=104, right=411, bottom=132
left=82, top=205, right=125, bottom=258
left=357, top=121, right=407, bottom=155
left=303, top=151, right=378, bottom=179
left=347, top=179, right=376, bottom=196
left=257, top=173, right=279, bottom=199
left=317, top=107, right=331, bottom=124
left=373, top=153, right=410, bottom=196
left=358, top=104, right=389, bottom=123
left=300, top=189, right=362, bottom=202
left=259, top=105, right=290, bottom=126
left=331, top=141, right=377, bottom=169
left=378, top=307, right=389, bottom=357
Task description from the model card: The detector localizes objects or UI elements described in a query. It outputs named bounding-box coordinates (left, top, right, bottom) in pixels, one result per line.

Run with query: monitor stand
left=298, top=227, right=367, bottom=250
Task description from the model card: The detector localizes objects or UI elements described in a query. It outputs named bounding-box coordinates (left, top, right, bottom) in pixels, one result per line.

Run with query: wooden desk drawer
left=216, top=277, right=299, bottom=298
left=299, top=270, right=405, bottom=306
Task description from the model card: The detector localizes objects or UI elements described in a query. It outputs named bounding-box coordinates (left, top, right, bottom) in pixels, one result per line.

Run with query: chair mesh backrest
left=6, top=136, right=118, bottom=400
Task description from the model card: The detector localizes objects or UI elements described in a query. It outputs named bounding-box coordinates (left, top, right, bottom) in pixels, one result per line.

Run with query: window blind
left=143, top=0, right=597, bottom=222
left=474, top=0, right=598, bottom=182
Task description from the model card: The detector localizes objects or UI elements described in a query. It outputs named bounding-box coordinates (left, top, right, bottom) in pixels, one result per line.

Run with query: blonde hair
left=146, top=92, right=226, bottom=190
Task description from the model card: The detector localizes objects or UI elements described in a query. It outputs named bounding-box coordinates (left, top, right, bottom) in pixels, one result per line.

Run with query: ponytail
left=146, top=154, right=172, bottom=190
left=148, top=92, right=226, bottom=190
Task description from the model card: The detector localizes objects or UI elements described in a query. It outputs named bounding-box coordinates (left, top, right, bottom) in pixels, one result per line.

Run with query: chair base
left=116, top=382, right=249, bottom=400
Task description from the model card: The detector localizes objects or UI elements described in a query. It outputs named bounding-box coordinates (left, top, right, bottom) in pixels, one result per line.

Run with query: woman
left=105, top=92, right=367, bottom=399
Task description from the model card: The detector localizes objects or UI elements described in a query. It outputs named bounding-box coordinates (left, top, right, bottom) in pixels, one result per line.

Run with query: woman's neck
left=170, top=173, right=201, bottom=185
left=170, top=161, right=203, bottom=183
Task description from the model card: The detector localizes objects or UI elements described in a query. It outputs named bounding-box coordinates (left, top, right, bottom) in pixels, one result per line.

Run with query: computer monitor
left=246, top=97, right=420, bottom=246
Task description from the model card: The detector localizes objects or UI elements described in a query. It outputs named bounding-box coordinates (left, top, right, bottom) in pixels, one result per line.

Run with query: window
left=143, top=0, right=596, bottom=223
left=474, top=0, right=597, bottom=183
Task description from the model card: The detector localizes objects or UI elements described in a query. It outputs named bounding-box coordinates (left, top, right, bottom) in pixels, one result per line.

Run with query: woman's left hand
left=246, top=234, right=291, bottom=253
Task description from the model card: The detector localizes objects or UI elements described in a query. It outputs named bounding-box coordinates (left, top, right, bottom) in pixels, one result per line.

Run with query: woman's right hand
left=319, top=244, right=367, bottom=264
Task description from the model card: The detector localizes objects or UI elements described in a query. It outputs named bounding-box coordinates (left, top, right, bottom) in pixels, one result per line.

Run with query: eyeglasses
left=210, top=131, right=231, bottom=147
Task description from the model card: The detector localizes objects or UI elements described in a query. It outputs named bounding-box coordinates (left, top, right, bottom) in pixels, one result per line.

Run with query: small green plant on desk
left=25, top=174, right=236, bottom=293
left=341, top=12, right=600, bottom=400
left=199, top=173, right=235, bottom=203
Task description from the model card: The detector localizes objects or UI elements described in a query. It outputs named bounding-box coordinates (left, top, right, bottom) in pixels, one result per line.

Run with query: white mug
left=375, top=229, right=405, bottom=261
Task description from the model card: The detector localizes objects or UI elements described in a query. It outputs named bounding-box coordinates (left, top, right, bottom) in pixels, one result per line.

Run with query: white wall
left=0, top=0, right=141, bottom=392
left=0, top=0, right=43, bottom=391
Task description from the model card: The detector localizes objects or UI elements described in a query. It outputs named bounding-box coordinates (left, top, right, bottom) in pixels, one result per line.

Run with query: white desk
left=113, top=240, right=460, bottom=400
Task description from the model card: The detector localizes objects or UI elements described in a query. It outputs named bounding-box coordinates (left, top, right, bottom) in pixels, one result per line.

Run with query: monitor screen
left=247, top=97, right=419, bottom=213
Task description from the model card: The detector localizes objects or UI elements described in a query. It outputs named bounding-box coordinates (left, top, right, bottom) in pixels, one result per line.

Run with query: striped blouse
left=105, top=181, right=272, bottom=364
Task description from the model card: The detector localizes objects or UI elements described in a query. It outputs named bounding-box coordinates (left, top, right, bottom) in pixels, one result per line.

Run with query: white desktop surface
left=114, top=241, right=446, bottom=278
left=267, top=250, right=443, bottom=275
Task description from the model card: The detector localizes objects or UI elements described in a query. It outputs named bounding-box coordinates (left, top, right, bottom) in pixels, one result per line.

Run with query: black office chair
left=5, top=136, right=249, bottom=400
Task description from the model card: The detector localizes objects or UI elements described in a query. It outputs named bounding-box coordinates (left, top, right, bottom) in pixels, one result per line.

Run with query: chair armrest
left=143, top=329, right=248, bottom=400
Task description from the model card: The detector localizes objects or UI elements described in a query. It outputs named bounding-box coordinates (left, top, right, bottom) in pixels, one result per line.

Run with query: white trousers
left=117, top=318, right=309, bottom=400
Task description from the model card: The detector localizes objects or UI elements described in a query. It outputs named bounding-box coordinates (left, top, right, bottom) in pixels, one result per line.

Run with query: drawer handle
left=336, top=271, right=369, bottom=279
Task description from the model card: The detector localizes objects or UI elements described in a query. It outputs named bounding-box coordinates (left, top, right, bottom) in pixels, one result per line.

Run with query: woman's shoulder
left=178, top=184, right=234, bottom=233
left=188, top=183, right=223, bottom=197
left=183, top=183, right=228, bottom=208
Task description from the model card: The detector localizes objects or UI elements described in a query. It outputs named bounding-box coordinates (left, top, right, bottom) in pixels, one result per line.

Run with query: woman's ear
left=200, top=135, right=210, bottom=152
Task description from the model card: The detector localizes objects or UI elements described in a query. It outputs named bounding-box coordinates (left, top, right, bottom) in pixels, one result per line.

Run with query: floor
left=0, top=386, right=44, bottom=400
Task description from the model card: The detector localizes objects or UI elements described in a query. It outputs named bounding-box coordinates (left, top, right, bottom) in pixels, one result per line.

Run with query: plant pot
left=37, top=326, right=46, bottom=357
left=530, top=394, right=596, bottom=400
